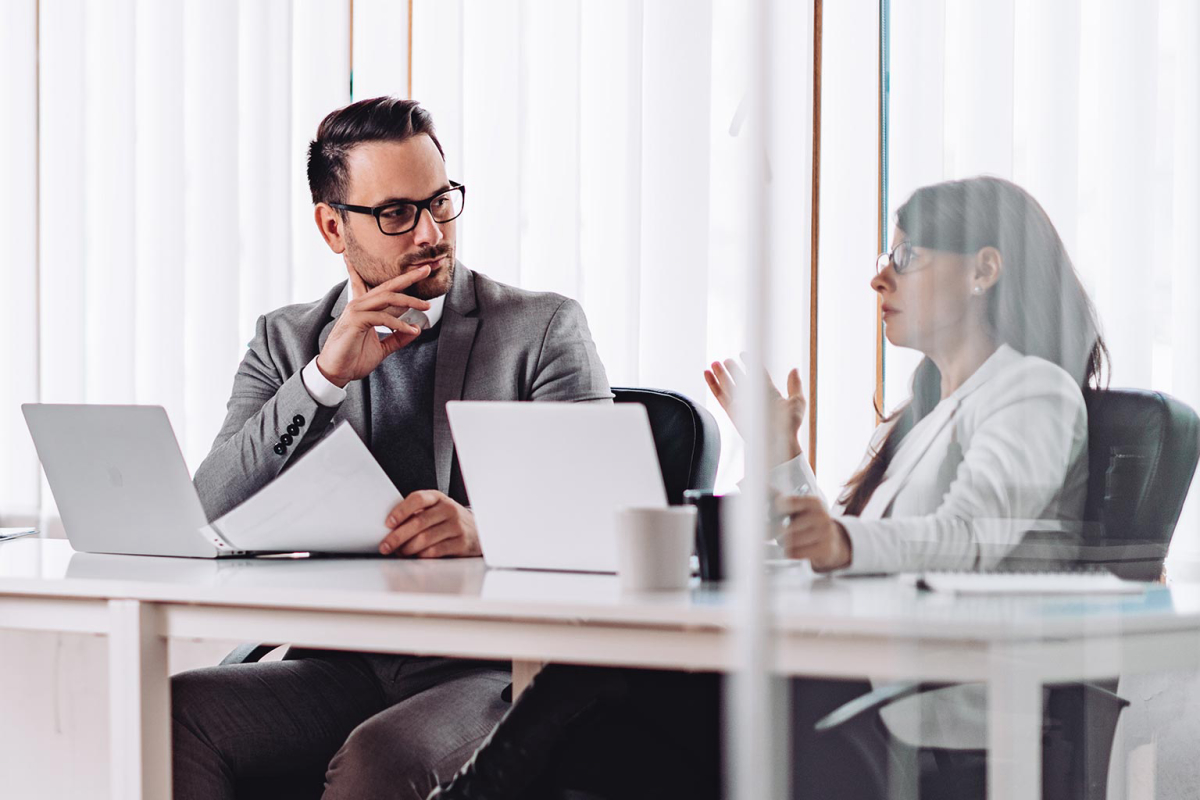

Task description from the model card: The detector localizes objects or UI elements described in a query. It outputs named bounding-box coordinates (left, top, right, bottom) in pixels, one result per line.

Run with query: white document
left=911, top=571, right=1145, bottom=595
left=203, top=423, right=402, bottom=553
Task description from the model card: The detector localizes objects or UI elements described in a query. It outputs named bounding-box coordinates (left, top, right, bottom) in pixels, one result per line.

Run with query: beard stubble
left=344, top=227, right=456, bottom=300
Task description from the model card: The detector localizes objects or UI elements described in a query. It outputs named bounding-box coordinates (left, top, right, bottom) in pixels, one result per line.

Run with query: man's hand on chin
left=378, top=490, right=481, bottom=558
left=316, top=266, right=432, bottom=388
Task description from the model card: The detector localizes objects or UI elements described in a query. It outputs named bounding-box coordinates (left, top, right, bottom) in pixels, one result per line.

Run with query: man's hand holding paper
left=379, top=491, right=481, bottom=558
left=207, top=423, right=404, bottom=554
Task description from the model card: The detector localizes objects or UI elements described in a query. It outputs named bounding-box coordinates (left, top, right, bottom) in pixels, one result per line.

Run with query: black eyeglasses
left=330, top=182, right=466, bottom=236
left=875, top=240, right=920, bottom=275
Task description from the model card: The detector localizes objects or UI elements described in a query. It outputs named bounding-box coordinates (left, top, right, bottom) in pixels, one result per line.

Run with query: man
left=172, top=96, right=612, bottom=799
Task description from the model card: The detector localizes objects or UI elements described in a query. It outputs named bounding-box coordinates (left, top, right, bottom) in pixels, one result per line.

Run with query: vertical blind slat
left=1169, top=0, right=1200, bottom=559
left=0, top=0, right=40, bottom=521
left=460, top=0, right=521, bottom=284
left=351, top=0, right=411, bottom=102
left=815, top=0, right=881, bottom=496
left=881, top=0, right=945, bottom=411
left=516, top=0, right=582, bottom=299
left=638, top=0, right=713, bottom=403
left=238, top=0, right=294, bottom=351
left=1013, top=0, right=1082, bottom=252
left=578, top=0, right=644, bottom=386
left=83, top=0, right=137, bottom=405
left=36, top=0, right=88, bottom=528
left=766, top=0, right=816, bottom=477
left=944, top=0, right=1015, bottom=178
left=411, top=0, right=465, bottom=179
left=289, top=0, right=351, bottom=306
left=183, top=0, right=242, bottom=466
left=38, top=0, right=88, bottom=409
left=134, top=0, right=185, bottom=426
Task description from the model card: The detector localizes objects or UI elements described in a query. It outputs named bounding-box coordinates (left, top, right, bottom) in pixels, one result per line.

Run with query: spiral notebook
left=912, top=571, right=1146, bottom=595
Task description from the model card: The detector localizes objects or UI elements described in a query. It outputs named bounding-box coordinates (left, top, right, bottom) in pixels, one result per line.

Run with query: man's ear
left=974, top=246, right=1003, bottom=291
left=314, top=203, right=347, bottom=254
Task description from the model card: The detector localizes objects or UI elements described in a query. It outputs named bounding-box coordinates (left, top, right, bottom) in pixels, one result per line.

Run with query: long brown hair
left=839, top=177, right=1108, bottom=516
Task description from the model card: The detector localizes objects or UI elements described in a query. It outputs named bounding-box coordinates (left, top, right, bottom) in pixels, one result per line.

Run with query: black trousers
left=515, top=670, right=1120, bottom=800
left=491, top=668, right=878, bottom=800
left=172, top=650, right=510, bottom=800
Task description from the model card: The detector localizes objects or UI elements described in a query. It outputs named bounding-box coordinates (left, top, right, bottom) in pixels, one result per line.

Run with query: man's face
left=335, top=135, right=456, bottom=300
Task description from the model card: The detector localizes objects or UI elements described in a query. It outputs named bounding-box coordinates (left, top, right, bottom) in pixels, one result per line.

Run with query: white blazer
left=777, top=344, right=1090, bottom=748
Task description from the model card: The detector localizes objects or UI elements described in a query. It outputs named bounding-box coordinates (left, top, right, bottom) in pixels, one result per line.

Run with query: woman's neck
left=929, top=329, right=1001, bottom=399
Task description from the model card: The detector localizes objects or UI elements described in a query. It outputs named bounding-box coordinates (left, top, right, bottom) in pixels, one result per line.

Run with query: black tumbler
left=683, top=490, right=724, bottom=581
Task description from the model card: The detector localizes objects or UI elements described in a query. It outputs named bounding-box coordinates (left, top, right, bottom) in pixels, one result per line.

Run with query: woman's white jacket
left=776, top=343, right=1089, bottom=748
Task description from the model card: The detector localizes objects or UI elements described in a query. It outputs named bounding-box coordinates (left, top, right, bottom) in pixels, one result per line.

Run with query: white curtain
left=885, top=0, right=1200, bottom=570
left=0, top=0, right=363, bottom=529
left=0, top=1, right=39, bottom=523
left=2, top=0, right=834, bottom=529
left=14, top=2, right=1191, bottom=545
left=409, top=0, right=828, bottom=493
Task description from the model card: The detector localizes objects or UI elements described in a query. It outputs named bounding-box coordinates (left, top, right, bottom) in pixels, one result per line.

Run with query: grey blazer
left=194, top=262, right=613, bottom=519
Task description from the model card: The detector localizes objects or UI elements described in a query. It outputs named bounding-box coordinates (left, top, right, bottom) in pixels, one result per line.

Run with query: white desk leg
left=512, top=660, right=545, bottom=698
left=987, top=654, right=1041, bottom=800
left=108, top=600, right=171, bottom=800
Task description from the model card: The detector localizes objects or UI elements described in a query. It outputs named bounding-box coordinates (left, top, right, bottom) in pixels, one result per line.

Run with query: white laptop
left=446, top=402, right=668, bottom=573
left=22, top=404, right=400, bottom=558
left=23, top=404, right=225, bottom=557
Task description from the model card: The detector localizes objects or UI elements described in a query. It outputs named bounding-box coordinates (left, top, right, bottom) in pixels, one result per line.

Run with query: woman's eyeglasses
left=875, top=241, right=917, bottom=275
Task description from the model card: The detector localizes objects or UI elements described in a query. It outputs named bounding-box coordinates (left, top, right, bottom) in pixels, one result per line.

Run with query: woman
left=712, top=174, right=1103, bottom=581
left=429, top=176, right=1108, bottom=800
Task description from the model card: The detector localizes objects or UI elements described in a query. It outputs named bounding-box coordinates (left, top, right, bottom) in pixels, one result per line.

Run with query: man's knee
left=171, top=668, right=239, bottom=799
left=324, top=673, right=510, bottom=799
left=172, top=667, right=225, bottom=737
left=324, top=713, right=447, bottom=800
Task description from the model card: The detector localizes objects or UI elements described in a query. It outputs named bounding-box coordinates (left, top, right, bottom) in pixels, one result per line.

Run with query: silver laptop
left=22, top=404, right=252, bottom=558
left=446, top=402, right=668, bottom=572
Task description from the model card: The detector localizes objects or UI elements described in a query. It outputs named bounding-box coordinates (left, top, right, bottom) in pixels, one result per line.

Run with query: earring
left=972, top=286, right=982, bottom=295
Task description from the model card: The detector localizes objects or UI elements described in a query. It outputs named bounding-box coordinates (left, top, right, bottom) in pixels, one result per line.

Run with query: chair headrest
left=1081, top=389, right=1200, bottom=577
left=612, top=388, right=721, bottom=504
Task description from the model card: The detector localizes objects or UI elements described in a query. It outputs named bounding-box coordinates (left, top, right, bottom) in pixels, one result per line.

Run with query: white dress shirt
left=300, top=291, right=445, bottom=408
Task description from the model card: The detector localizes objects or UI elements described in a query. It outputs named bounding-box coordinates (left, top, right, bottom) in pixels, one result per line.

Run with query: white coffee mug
left=615, top=506, right=697, bottom=592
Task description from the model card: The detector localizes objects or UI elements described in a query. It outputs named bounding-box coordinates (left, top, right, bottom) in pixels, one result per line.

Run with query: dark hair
left=840, top=176, right=1109, bottom=516
left=306, top=96, right=444, bottom=206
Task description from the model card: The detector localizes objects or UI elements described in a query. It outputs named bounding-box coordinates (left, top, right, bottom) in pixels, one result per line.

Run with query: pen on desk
left=0, top=528, right=37, bottom=542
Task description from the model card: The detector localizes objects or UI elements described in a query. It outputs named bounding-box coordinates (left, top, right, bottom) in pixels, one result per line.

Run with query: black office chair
left=221, top=388, right=721, bottom=669
left=812, top=388, right=1200, bottom=799
left=611, top=386, right=721, bottom=505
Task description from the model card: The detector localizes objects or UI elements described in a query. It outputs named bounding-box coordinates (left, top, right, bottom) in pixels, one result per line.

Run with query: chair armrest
left=814, top=681, right=1129, bottom=734
left=813, top=682, right=942, bottom=734
left=220, top=643, right=284, bottom=665
left=1076, top=682, right=1126, bottom=707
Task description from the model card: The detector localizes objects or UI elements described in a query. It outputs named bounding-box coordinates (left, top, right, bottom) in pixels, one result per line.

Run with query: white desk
left=2, top=538, right=1198, bottom=800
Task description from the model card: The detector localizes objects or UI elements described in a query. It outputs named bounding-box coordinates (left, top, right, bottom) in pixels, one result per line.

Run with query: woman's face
left=871, top=227, right=979, bottom=353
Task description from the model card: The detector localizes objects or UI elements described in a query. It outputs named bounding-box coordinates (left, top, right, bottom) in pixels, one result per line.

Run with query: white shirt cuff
left=767, top=453, right=828, bottom=506
left=301, top=357, right=348, bottom=407
left=769, top=456, right=806, bottom=496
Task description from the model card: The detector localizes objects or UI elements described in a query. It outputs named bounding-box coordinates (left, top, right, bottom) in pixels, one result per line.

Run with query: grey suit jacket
left=194, top=262, right=613, bottom=520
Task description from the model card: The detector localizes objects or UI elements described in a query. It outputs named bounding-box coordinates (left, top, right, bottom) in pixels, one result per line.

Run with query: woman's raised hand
left=704, top=357, right=806, bottom=466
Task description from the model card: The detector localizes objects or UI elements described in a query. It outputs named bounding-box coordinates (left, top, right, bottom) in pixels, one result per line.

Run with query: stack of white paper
left=202, top=423, right=402, bottom=554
